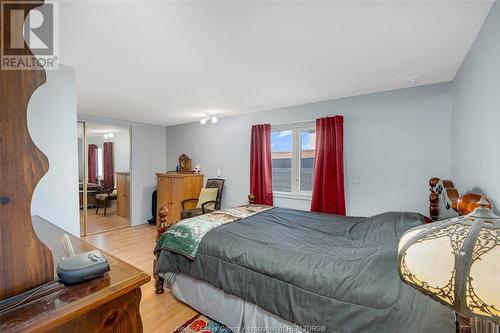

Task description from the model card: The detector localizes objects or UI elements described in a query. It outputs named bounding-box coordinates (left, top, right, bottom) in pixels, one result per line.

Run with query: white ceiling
left=59, top=0, right=493, bottom=126
left=77, top=122, right=130, bottom=139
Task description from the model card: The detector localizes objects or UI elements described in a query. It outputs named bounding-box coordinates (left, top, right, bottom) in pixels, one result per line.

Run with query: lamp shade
left=398, top=197, right=500, bottom=323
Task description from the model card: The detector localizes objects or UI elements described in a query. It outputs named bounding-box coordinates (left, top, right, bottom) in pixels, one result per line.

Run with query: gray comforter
left=155, top=208, right=455, bottom=333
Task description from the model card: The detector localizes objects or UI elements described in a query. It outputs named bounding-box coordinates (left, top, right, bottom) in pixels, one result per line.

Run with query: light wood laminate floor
left=80, top=206, right=130, bottom=235
left=83, top=224, right=197, bottom=332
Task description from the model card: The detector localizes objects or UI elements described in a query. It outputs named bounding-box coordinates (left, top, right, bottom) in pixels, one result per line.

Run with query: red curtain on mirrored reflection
left=88, top=144, right=97, bottom=184
left=103, top=142, right=114, bottom=189
left=311, top=116, right=346, bottom=215
left=250, top=124, right=273, bottom=205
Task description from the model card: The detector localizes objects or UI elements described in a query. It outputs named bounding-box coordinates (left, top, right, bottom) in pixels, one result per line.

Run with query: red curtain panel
left=88, top=144, right=97, bottom=184
left=311, top=116, right=346, bottom=215
left=250, top=124, right=273, bottom=205
left=103, top=142, right=114, bottom=189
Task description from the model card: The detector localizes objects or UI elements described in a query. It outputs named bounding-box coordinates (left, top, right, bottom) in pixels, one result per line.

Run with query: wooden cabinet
left=116, top=172, right=130, bottom=217
left=156, top=173, right=204, bottom=225
left=0, top=216, right=150, bottom=332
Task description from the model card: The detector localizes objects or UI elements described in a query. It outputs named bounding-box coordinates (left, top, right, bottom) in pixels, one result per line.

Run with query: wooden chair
left=96, top=188, right=117, bottom=216
left=180, top=178, right=225, bottom=219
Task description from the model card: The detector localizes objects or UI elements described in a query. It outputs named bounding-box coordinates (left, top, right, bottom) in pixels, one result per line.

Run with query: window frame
left=271, top=122, right=316, bottom=198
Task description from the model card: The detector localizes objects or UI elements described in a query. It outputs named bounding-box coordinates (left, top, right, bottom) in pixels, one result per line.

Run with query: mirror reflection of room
left=78, top=122, right=130, bottom=235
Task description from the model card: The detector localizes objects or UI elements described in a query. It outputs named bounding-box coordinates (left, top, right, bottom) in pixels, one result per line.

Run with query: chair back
left=205, top=178, right=225, bottom=210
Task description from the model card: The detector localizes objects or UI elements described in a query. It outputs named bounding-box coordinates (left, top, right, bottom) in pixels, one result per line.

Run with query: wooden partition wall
left=0, top=0, right=55, bottom=300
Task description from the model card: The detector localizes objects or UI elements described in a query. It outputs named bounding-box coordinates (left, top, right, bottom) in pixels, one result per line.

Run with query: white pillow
left=196, top=188, right=219, bottom=210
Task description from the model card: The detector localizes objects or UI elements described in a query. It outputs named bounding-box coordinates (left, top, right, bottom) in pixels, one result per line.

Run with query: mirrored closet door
left=78, top=121, right=131, bottom=236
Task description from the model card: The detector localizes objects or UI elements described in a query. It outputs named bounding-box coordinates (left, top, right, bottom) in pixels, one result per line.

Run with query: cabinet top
left=156, top=172, right=204, bottom=178
left=0, top=216, right=150, bottom=332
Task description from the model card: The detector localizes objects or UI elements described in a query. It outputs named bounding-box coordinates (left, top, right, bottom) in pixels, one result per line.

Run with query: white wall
left=113, top=130, right=130, bottom=173
left=130, top=122, right=167, bottom=225
left=29, top=65, right=80, bottom=236
left=79, top=116, right=167, bottom=226
left=451, top=1, right=500, bottom=212
left=87, top=128, right=130, bottom=176
left=165, top=83, right=452, bottom=216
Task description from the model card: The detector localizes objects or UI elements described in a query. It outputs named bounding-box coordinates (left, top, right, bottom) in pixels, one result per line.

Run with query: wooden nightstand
left=457, top=315, right=500, bottom=333
left=457, top=315, right=471, bottom=333
left=0, top=216, right=150, bottom=332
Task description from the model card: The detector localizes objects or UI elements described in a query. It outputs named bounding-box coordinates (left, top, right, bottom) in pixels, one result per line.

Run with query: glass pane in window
left=97, top=147, right=103, bottom=181
left=271, top=130, right=292, bottom=192
left=300, top=130, right=316, bottom=191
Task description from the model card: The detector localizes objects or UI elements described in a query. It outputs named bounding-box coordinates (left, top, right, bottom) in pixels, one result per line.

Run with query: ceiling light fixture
left=405, top=75, right=420, bottom=83
left=200, top=115, right=219, bottom=125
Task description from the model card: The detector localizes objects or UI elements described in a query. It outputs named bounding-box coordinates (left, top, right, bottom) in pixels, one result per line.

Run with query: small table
left=0, top=216, right=150, bottom=332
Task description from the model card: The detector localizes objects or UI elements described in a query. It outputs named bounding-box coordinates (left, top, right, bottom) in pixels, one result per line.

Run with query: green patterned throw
left=156, top=205, right=272, bottom=259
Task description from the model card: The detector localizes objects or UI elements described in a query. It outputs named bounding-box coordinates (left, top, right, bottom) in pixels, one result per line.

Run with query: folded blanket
left=155, top=204, right=272, bottom=259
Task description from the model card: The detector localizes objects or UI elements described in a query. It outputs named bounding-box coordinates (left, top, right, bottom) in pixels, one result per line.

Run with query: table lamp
left=398, top=197, right=499, bottom=330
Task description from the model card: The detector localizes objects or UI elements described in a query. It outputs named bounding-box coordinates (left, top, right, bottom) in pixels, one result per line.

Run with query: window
left=271, top=130, right=292, bottom=192
left=271, top=124, right=316, bottom=195
left=300, top=129, right=316, bottom=191
left=96, top=146, right=103, bottom=180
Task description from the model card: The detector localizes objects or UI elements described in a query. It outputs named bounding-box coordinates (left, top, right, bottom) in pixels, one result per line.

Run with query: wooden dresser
left=0, top=216, right=150, bottom=332
left=156, top=173, right=204, bottom=225
left=116, top=172, right=130, bottom=217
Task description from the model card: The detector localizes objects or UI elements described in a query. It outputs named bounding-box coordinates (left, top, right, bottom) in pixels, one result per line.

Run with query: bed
left=153, top=183, right=470, bottom=333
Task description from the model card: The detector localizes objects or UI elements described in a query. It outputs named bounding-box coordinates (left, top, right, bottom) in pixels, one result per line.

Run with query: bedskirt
left=170, top=273, right=306, bottom=333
